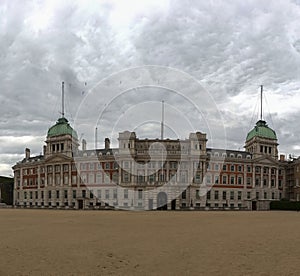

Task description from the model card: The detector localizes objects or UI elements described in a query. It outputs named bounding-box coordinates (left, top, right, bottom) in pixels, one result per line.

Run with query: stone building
left=12, top=112, right=289, bottom=210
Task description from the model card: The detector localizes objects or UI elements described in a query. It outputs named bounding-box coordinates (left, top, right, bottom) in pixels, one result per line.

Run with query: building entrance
left=78, top=199, right=83, bottom=209
left=157, top=192, right=167, bottom=210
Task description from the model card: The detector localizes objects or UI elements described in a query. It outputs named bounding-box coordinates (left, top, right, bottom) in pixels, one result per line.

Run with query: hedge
left=270, top=201, right=300, bottom=211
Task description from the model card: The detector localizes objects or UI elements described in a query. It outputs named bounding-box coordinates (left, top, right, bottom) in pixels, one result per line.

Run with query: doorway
left=78, top=199, right=83, bottom=209
left=252, top=201, right=257, bottom=211
left=157, top=192, right=167, bottom=210
left=148, top=199, right=153, bottom=210
left=171, top=199, right=176, bottom=210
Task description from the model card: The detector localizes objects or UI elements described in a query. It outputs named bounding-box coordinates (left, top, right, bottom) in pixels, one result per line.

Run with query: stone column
left=276, top=169, right=279, bottom=189
left=260, top=166, right=263, bottom=188
left=252, top=165, right=255, bottom=188
left=268, top=167, right=271, bottom=188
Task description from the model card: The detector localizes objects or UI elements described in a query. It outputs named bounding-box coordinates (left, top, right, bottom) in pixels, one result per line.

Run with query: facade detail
left=13, top=112, right=295, bottom=210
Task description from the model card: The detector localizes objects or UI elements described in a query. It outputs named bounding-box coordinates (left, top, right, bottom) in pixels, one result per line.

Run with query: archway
left=157, top=192, right=167, bottom=210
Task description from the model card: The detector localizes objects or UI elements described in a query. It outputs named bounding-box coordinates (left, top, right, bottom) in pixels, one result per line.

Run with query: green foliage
left=270, top=200, right=300, bottom=211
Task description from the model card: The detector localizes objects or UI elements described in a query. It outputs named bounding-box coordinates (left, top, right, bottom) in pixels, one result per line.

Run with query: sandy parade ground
left=1, top=209, right=300, bottom=276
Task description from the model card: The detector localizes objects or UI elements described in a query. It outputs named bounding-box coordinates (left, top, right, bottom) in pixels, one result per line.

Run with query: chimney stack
left=105, top=138, right=110, bottom=150
left=280, top=154, right=285, bottom=161
left=82, top=139, right=87, bottom=151
left=25, top=148, right=30, bottom=160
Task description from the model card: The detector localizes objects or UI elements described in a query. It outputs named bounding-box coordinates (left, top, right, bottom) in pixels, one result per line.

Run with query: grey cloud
left=1, top=0, right=300, bottom=176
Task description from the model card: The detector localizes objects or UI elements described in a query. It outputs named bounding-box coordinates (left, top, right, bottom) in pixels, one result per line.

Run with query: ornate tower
left=45, top=117, right=79, bottom=158
left=244, top=86, right=278, bottom=159
left=44, top=82, right=79, bottom=158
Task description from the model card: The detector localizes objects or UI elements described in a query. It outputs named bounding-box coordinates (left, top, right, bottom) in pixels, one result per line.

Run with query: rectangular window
left=271, top=179, right=275, bottom=187
left=63, top=164, right=68, bottom=171
left=113, top=189, right=117, bottom=199
left=230, top=165, right=235, bottom=172
left=64, top=190, right=68, bottom=199
left=264, top=192, right=267, bottom=199
left=124, top=189, right=128, bottom=199
left=247, top=192, right=251, bottom=199
left=138, top=174, right=145, bottom=183
left=64, top=174, right=68, bottom=185
left=138, top=189, right=143, bottom=200
left=222, top=176, right=227, bottom=184
left=247, top=166, right=251, bottom=173
left=247, top=177, right=251, bottom=185
left=73, top=190, right=76, bottom=199
left=207, top=191, right=211, bottom=200
left=149, top=174, right=155, bottom=183
left=48, top=191, right=51, bottom=199
left=256, top=192, right=259, bottom=199
left=24, top=191, right=27, bottom=199
left=238, top=191, right=242, bottom=200
left=222, top=191, right=226, bottom=200
left=263, top=179, right=267, bottom=186
left=90, top=191, right=94, bottom=199
left=55, top=174, right=60, bottom=185
left=214, top=175, right=219, bottom=184
left=105, top=190, right=109, bottom=199
left=72, top=175, right=77, bottom=185
left=182, top=190, right=186, bottom=199
left=97, top=190, right=101, bottom=198
left=272, top=192, right=275, bottom=199
left=238, top=165, right=242, bottom=172
left=230, top=176, right=235, bottom=185
left=230, top=191, right=234, bottom=200
left=123, top=172, right=129, bottom=182
left=56, top=190, right=60, bottom=199
left=196, top=190, right=200, bottom=199
left=238, top=177, right=242, bottom=185
left=214, top=190, right=219, bottom=200
left=88, top=173, right=94, bottom=184
left=223, top=164, right=227, bottom=171
left=82, top=190, right=86, bottom=198
left=35, top=191, right=38, bottom=199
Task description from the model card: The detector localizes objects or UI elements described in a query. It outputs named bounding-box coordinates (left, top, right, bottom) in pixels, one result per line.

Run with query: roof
left=47, top=117, right=78, bottom=139
left=246, top=120, right=277, bottom=142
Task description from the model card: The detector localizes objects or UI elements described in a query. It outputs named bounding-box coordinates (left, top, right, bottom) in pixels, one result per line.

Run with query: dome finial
left=260, top=84, right=263, bottom=121
left=61, top=81, right=65, bottom=118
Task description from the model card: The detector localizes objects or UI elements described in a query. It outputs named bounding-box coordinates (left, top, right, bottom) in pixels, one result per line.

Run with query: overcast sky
left=1, top=0, right=300, bottom=177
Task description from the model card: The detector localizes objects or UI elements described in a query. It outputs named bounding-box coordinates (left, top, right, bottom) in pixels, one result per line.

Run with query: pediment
left=45, top=154, right=73, bottom=163
left=252, top=155, right=278, bottom=166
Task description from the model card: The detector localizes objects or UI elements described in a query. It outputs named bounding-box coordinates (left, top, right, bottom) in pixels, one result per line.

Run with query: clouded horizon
left=1, top=0, right=300, bottom=176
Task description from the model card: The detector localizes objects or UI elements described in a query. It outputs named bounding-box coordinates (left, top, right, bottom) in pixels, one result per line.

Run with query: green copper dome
left=246, top=120, right=277, bottom=142
left=47, top=117, right=78, bottom=139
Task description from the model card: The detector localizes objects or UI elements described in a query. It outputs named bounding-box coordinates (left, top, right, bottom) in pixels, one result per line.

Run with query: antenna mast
left=260, top=85, right=263, bottom=120
left=95, top=127, right=98, bottom=149
left=161, top=100, right=164, bottom=140
left=62, top=81, right=65, bottom=117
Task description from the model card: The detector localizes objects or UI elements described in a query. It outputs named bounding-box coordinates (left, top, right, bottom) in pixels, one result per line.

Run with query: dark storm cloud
left=1, top=0, right=300, bottom=175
